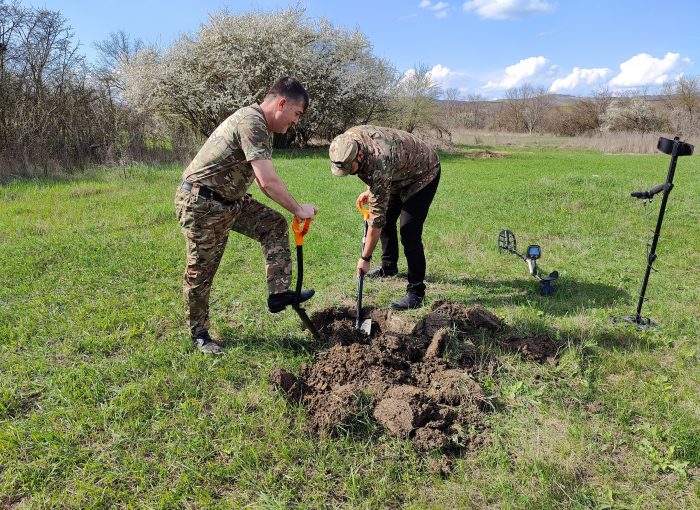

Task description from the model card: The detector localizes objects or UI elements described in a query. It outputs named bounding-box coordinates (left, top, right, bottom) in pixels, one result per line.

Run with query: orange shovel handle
left=357, top=203, right=370, bottom=222
left=292, top=217, right=311, bottom=246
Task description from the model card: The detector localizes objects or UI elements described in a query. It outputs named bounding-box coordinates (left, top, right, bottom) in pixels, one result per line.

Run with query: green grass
left=1, top=145, right=699, bottom=508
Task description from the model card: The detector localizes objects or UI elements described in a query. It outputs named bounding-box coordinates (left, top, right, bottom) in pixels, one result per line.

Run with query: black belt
left=181, top=181, right=238, bottom=205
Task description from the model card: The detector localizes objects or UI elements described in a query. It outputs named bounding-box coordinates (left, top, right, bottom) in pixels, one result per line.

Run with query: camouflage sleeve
left=238, top=115, right=272, bottom=162
left=367, top=158, right=394, bottom=228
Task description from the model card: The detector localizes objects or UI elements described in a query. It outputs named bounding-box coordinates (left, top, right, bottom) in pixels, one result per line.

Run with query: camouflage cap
left=329, top=134, right=358, bottom=176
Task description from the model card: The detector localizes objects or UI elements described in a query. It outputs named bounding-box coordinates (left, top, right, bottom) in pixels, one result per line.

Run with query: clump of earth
left=271, top=301, right=559, bottom=455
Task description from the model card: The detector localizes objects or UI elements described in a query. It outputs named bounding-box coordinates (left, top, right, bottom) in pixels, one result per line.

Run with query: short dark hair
left=266, top=77, right=309, bottom=111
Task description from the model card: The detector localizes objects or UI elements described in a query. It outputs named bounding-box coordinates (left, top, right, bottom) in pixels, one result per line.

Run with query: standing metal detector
left=616, top=136, right=694, bottom=328
left=498, top=230, right=559, bottom=295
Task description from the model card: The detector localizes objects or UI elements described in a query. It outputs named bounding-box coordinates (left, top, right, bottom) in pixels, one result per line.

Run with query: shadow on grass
left=426, top=275, right=629, bottom=316
left=216, top=326, right=320, bottom=357
left=216, top=276, right=654, bottom=358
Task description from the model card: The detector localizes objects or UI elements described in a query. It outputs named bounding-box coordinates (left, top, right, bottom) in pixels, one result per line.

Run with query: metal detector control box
left=498, top=230, right=558, bottom=295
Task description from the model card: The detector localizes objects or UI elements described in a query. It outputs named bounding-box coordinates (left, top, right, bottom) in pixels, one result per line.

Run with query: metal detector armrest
left=657, top=137, right=694, bottom=156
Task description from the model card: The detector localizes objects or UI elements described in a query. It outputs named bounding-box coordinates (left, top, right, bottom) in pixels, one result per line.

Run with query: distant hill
left=440, top=93, right=666, bottom=107
left=493, top=94, right=581, bottom=106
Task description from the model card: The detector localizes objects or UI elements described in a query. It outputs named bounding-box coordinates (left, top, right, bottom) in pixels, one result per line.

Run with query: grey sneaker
left=366, top=266, right=398, bottom=278
left=193, top=331, right=223, bottom=354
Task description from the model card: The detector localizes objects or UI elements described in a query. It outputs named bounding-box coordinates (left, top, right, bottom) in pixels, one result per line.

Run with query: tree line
left=1, top=1, right=698, bottom=181
left=442, top=80, right=699, bottom=138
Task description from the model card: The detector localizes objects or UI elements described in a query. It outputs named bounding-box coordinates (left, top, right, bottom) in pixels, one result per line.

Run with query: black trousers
left=379, top=169, right=440, bottom=297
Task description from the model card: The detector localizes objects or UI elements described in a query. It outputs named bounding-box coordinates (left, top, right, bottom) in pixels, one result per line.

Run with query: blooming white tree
left=121, top=6, right=396, bottom=145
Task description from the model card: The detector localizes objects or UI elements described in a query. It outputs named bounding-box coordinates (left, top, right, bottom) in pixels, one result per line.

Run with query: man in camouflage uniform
left=329, top=125, right=440, bottom=310
left=176, top=77, right=318, bottom=354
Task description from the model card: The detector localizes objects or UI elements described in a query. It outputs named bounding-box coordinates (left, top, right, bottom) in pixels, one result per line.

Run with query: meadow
left=1, top=141, right=699, bottom=508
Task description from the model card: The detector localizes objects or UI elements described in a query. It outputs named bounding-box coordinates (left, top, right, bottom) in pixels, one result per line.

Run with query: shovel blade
left=293, top=305, right=321, bottom=340
left=358, top=318, right=372, bottom=335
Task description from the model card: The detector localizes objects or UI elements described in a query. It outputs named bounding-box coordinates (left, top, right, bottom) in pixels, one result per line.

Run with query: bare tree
left=661, top=76, right=700, bottom=136
left=549, top=87, right=614, bottom=136
left=388, top=63, right=441, bottom=133
left=0, top=0, right=26, bottom=147
left=442, top=87, right=461, bottom=127
left=94, top=30, right=143, bottom=95
left=464, top=93, right=487, bottom=129
left=502, top=84, right=553, bottom=134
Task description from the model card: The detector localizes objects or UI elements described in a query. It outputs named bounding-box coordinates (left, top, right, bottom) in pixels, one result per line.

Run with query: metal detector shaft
left=631, top=137, right=693, bottom=324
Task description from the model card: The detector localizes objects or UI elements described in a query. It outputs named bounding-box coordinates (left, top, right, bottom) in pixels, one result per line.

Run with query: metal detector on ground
left=614, top=136, right=694, bottom=329
left=498, top=230, right=559, bottom=296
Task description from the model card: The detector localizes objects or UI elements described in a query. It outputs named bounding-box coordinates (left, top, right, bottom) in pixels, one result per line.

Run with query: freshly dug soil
left=271, top=301, right=560, bottom=452
left=464, top=150, right=508, bottom=159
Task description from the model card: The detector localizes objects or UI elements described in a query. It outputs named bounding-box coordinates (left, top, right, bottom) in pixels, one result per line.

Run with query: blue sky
left=33, top=0, right=700, bottom=98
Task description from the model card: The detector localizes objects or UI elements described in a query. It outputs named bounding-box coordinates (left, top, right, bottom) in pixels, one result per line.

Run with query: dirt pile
left=271, top=301, right=559, bottom=452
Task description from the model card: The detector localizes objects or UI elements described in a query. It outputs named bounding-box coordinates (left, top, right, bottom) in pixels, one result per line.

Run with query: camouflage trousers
left=175, top=186, right=291, bottom=336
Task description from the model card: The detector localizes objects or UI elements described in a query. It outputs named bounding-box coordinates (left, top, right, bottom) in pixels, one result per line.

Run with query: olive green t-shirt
left=181, top=104, right=273, bottom=201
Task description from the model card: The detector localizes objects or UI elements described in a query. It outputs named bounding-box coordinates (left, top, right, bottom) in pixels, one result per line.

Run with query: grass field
left=1, top=143, right=699, bottom=509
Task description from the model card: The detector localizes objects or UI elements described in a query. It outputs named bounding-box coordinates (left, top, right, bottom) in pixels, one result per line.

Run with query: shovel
left=355, top=205, right=373, bottom=335
left=291, top=217, right=321, bottom=340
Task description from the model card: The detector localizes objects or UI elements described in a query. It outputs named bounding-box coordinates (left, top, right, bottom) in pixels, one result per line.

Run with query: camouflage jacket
left=346, top=125, right=440, bottom=228
left=181, top=104, right=273, bottom=201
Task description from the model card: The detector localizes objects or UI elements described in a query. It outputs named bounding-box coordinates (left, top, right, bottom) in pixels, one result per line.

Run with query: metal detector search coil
left=498, top=230, right=559, bottom=296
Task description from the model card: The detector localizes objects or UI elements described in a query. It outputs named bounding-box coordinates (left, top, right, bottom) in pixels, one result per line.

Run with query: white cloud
left=484, top=56, right=556, bottom=89
left=400, top=64, right=468, bottom=88
left=463, top=0, right=554, bottom=20
left=549, top=67, right=612, bottom=93
left=609, top=52, right=689, bottom=88
left=429, top=64, right=452, bottom=81
left=419, top=0, right=450, bottom=18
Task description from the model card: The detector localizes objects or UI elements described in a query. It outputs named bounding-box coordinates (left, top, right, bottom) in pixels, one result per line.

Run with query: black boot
left=192, top=331, right=223, bottom=354
left=390, top=293, right=424, bottom=310
left=366, top=266, right=398, bottom=278
left=268, top=289, right=315, bottom=313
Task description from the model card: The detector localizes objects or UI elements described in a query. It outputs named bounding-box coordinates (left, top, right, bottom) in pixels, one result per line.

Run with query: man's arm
left=251, top=159, right=317, bottom=219
left=356, top=224, right=381, bottom=276
left=355, top=189, right=384, bottom=275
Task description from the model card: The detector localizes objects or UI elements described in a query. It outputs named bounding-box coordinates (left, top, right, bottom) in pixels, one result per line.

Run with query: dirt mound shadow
left=464, top=150, right=508, bottom=159
left=272, top=301, right=560, bottom=454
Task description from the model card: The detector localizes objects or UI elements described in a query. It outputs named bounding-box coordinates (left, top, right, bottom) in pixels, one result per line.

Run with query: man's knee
left=185, top=264, right=215, bottom=287
left=400, top=224, right=423, bottom=247
left=261, top=210, right=288, bottom=243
